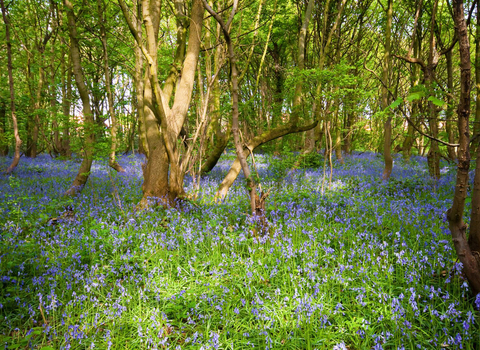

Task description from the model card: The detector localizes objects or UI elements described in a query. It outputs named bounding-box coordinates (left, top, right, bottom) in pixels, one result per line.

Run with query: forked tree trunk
left=120, top=0, right=203, bottom=207
left=64, top=0, right=95, bottom=195
left=447, top=0, right=480, bottom=297
left=1, top=0, right=21, bottom=173
left=97, top=0, right=125, bottom=172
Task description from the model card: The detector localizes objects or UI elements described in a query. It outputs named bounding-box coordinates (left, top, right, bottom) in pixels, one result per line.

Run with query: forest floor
left=0, top=151, right=478, bottom=349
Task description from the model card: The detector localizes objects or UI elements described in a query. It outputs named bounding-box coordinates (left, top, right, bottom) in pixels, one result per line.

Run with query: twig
left=363, top=61, right=459, bottom=148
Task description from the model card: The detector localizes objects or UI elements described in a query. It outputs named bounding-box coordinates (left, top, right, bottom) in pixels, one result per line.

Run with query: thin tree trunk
left=2, top=0, right=21, bottom=173
left=382, top=0, right=393, bottom=181
left=445, top=50, right=456, bottom=160
left=0, top=101, right=8, bottom=156
left=213, top=0, right=317, bottom=200
left=51, top=37, right=61, bottom=156
left=133, top=1, right=147, bottom=158
left=333, top=22, right=343, bottom=164
left=60, top=47, right=72, bottom=157
left=64, top=0, right=95, bottom=195
left=204, top=0, right=259, bottom=215
left=426, top=0, right=440, bottom=179
left=310, top=0, right=347, bottom=153
left=296, top=0, right=315, bottom=153
left=97, top=0, right=125, bottom=172
left=215, top=121, right=317, bottom=200
left=402, top=38, right=419, bottom=161
left=29, top=55, right=44, bottom=158
left=473, top=0, right=480, bottom=155
left=447, top=0, right=480, bottom=297
left=202, top=12, right=228, bottom=174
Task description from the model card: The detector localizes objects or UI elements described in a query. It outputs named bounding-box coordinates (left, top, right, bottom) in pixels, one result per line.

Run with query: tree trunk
left=64, top=0, right=95, bottom=195
left=0, top=101, right=8, bottom=156
left=426, top=0, right=440, bottom=179
left=204, top=0, right=259, bottom=215
left=202, top=16, right=228, bottom=174
left=215, top=121, right=317, bottom=200
left=60, top=47, right=72, bottom=158
left=213, top=0, right=317, bottom=200
left=134, top=1, right=147, bottom=158
left=120, top=0, right=204, bottom=207
left=402, top=105, right=416, bottom=161
left=97, top=0, right=125, bottom=172
left=51, top=37, right=61, bottom=156
left=447, top=0, right=480, bottom=297
left=445, top=50, right=457, bottom=160
left=402, top=37, right=419, bottom=161
left=382, top=0, right=393, bottom=181
left=26, top=58, right=43, bottom=158
left=201, top=127, right=230, bottom=174
left=473, top=0, right=480, bottom=156
left=2, top=0, right=21, bottom=173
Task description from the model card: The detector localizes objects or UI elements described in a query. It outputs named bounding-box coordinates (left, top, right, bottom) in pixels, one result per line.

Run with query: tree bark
left=215, top=121, right=317, bottom=200
left=212, top=0, right=320, bottom=200
left=447, top=0, right=480, bottom=297
left=2, top=0, right=22, bottom=173
left=60, top=44, right=72, bottom=158
left=97, top=0, right=125, bottom=172
left=402, top=31, right=421, bottom=161
left=382, top=0, right=393, bottom=181
left=203, top=0, right=259, bottom=215
left=120, top=0, right=204, bottom=207
left=426, top=0, right=440, bottom=179
left=0, top=101, right=8, bottom=156
left=445, top=50, right=457, bottom=160
left=473, top=0, right=480, bottom=156
left=64, top=0, right=95, bottom=195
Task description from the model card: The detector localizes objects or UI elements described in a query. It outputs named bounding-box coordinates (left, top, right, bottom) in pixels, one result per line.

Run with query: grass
left=0, top=151, right=478, bottom=349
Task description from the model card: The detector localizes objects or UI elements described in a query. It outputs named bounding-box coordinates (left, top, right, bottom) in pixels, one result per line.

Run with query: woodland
left=1, top=0, right=480, bottom=348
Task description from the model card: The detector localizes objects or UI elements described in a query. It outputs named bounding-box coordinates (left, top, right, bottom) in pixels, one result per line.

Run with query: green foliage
left=0, top=154, right=477, bottom=349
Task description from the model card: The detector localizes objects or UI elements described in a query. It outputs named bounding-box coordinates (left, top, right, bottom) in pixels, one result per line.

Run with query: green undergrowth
left=0, top=152, right=478, bottom=349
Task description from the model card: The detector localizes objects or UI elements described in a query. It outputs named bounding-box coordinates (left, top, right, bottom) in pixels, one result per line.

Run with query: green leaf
left=39, top=346, right=56, bottom=350
left=427, top=96, right=445, bottom=107
left=388, top=97, right=402, bottom=109
left=407, top=92, right=424, bottom=101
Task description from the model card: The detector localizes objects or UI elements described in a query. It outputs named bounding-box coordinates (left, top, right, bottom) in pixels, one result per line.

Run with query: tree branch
left=364, top=61, right=459, bottom=148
